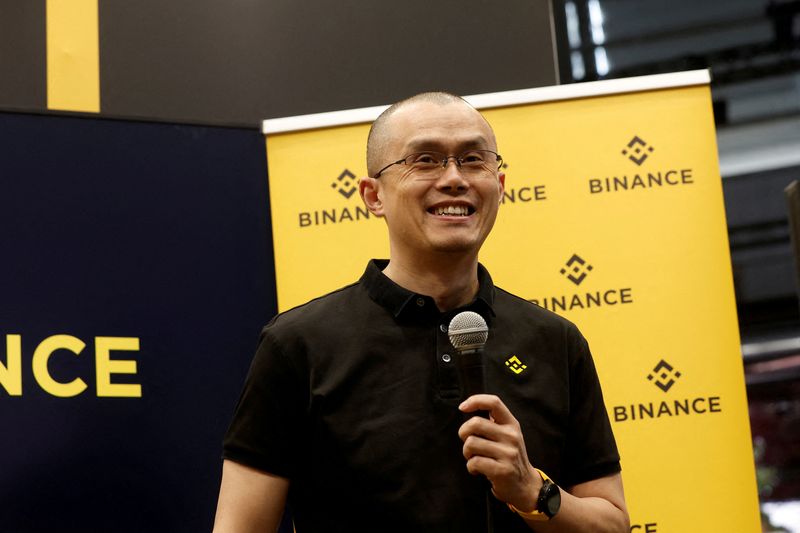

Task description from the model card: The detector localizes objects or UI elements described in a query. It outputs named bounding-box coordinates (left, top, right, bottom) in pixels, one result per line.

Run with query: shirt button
left=442, top=354, right=451, bottom=363
left=416, top=297, right=425, bottom=307
left=440, top=324, right=448, bottom=333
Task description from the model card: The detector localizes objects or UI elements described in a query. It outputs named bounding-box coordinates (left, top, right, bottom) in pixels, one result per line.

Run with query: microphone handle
left=456, top=346, right=494, bottom=532
left=457, top=346, right=488, bottom=418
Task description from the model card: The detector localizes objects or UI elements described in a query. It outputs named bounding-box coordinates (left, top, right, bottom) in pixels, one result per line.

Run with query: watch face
left=542, top=482, right=561, bottom=517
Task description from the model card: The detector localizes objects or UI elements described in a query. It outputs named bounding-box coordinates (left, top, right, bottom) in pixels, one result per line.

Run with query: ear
left=359, top=176, right=385, bottom=217
left=497, top=172, right=506, bottom=204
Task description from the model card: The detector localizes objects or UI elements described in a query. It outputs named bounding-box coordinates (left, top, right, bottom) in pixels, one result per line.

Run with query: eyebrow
left=405, top=136, right=491, bottom=153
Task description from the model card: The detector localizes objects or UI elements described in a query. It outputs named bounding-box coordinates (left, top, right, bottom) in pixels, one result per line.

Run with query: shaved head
left=366, top=92, right=496, bottom=177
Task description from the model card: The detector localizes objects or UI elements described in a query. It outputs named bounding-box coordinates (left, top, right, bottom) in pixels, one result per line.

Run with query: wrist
left=514, top=465, right=542, bottom=512
left=507, top=468, right=561, bottom=521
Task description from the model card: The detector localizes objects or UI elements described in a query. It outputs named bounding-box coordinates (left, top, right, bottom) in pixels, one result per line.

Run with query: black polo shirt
left=223, top=260, right=620, bottom=532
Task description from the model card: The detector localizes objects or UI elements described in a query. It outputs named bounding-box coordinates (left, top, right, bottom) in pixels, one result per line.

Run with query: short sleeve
left=222, top=326, right=307, bottom=478
left=561, top=325, right=621, bottom=487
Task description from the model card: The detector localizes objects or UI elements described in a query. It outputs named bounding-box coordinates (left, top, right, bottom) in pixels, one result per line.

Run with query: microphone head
left=448, top=311, right=489, bottom=351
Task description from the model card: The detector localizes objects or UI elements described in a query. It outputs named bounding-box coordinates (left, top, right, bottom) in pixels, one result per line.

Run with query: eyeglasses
left=372, top=150, right=503, bottom=179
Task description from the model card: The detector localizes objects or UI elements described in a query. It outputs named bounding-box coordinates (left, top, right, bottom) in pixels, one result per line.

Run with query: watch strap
left=506, top=468, right=555, bottom=521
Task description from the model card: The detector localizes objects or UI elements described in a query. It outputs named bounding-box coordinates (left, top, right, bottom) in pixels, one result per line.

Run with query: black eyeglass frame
left=371, top=150, right=503, bottom=179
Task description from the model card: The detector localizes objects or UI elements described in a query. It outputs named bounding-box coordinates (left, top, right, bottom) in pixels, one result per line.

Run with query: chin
left=428, top=240, right=480, bottom=254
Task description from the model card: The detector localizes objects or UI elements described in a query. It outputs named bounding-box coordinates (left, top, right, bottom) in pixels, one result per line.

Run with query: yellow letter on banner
left=46, top=0, right=100, bottom=113
left=32, top=335, right=88, bottom=397
left=1, top=335, right=23, bottom=396
left=95, top=337, right=141, bottom=398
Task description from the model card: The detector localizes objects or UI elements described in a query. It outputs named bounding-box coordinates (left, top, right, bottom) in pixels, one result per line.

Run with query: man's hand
left=458, top=394, right=630, bottom=533
left=458, top=394, right=541, bottom=512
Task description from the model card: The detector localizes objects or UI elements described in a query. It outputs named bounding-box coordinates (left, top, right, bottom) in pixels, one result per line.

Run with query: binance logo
left=560, top=254, right=593, bottom=286
left=505, top=355, right=527, bottom=375
left=647, top=359, right=682, bottom=392
left=298, top=168, right=372, bottom=228
left=621, top=136, right=654, bottom=166
left=613, top=359, right=721, bottom=423
left=330, top=169, right=358, bottom=199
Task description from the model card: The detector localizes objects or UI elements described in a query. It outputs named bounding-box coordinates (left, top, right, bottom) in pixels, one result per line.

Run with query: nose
left=436, top=158, right=469, bottom=191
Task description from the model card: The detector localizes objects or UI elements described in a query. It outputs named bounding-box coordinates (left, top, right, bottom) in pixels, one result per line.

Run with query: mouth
left=427, top=204, right=475, bottom=217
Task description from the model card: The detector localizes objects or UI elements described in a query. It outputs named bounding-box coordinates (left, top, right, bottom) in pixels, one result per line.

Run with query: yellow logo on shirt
left=504, top=355, right=527, bottom=375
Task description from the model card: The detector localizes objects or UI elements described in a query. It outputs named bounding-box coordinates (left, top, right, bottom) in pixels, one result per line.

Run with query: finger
left=457, top=414, right=505, bottom=442
left=462, top=434, right=517, bottom=462
left=459, top=394, right=518, bottom=425
left=466, top=454, right=523, bottom=482
left=465, top=454, right=502, bottom=477
left=459, top=417, right=523, bottom=450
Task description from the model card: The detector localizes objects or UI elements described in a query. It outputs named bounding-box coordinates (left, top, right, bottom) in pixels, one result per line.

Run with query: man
left=214, top=92, right=629, bottom=532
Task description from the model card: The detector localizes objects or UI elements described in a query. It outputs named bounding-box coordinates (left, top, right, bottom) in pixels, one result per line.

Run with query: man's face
left=367, top=100, right=505, bottom=260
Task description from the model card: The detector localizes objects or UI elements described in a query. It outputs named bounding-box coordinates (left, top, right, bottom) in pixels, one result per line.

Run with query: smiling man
left=214, top=93, right=629, bottom=532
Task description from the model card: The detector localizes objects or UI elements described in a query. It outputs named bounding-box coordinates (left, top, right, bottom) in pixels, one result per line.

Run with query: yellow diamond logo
left=505, top=355, right=527, bottom=375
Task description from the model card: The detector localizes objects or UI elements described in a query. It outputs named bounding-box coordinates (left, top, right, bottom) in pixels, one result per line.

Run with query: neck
left=382, top=252, right=480, bottom=312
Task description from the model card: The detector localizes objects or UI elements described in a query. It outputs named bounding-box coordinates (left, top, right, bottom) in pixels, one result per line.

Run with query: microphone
left=449, top=311, right=496, bottom=533
left=448, top=311, right=489, bottom=404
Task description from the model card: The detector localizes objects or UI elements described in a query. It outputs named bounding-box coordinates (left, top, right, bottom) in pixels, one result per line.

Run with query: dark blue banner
left=0, top=111, right=277, bottom=532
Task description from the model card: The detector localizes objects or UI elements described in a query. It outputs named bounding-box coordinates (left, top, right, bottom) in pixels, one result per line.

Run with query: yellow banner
left=267, top=122, right=383, bottom=309
left=265, top=74, right=760, bottom=532
left=46, top=0, right=100, bottom=113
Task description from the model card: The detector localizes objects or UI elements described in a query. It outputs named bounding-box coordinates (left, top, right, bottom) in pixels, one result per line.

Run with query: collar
left=360, top=259, right=496, bottom=321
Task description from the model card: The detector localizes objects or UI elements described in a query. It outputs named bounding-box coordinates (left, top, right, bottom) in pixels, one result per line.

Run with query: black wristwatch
left=507, top=469, right=562, bottom=521
left=537, top=472, right=561, bottom=518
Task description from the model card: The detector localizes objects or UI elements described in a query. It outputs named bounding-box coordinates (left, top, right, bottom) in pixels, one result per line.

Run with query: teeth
left=435, top=205, right=469, bottom=216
